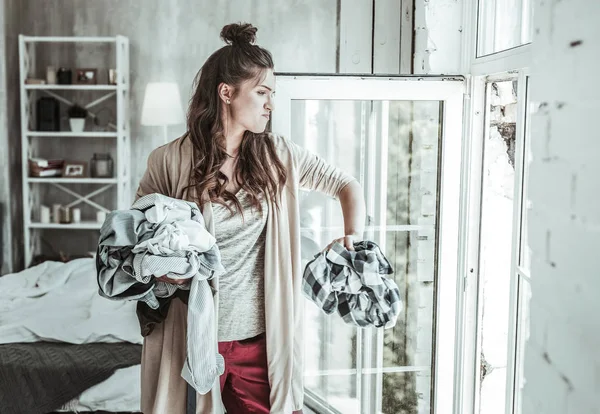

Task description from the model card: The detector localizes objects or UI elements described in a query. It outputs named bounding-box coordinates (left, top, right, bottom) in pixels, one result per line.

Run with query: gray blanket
left=0, top=342, right=142, bottom=414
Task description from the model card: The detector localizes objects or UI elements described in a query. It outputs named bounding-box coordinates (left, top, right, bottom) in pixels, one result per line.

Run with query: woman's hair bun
left=220, top=23, right=258, bottom=46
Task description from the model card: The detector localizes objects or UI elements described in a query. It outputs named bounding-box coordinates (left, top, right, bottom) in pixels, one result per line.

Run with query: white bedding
left=57, top=365, right=141, bottom=412
left=0, top=258, right=142, bottom=344
left=0, top=258, right=144, bottom=412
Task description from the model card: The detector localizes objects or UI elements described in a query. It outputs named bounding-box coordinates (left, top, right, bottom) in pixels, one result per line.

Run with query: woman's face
left=229, top=69, right=276, bottom=134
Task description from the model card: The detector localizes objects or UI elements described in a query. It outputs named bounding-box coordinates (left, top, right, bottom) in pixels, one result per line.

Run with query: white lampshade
left=140, top=82, right=185, bottom=126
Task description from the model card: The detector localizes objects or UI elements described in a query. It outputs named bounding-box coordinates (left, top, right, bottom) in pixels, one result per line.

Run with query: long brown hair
left=185, top=23, right=287, bottom=214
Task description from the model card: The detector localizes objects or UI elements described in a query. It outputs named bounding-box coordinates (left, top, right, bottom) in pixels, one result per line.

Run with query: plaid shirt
left=302, top=240, right=401, bottom=329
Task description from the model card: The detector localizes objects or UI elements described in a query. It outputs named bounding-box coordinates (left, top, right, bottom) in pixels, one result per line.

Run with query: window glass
left=477, top=0, right=533, bottom=57
left=292, top=99, right=441, bottom=413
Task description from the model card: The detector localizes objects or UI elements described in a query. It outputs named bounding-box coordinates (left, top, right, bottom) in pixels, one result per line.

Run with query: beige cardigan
left=135, top=133, right=356, bottom=414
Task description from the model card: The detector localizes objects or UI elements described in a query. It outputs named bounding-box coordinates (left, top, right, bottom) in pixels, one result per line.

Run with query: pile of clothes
left=303, top=240, right=402, bottom=329
left=96, top=193, right=224, bottom=394
left=96, top=193, right=402, bottom=395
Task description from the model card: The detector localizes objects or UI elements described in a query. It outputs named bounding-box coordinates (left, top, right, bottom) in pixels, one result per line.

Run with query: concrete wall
left=1, top=0, right=466, bottom=269
left=523, top=0, right=600, bottom=413
left=1, top=0, right=23, bottom=274
left=0, top=0, right=8, bottom=274
left=17, top=0, right=337, bottom=188
left=4, top=0, right=340, bottom=269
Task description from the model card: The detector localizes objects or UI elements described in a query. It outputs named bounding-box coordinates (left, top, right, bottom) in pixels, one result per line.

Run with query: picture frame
left=62, top=161, right=87, bottom=178
left=74, top=68, right=97, bottom=85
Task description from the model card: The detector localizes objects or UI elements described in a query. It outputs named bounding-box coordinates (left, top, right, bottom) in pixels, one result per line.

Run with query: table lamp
left=140, top=82, right=185, bottom=143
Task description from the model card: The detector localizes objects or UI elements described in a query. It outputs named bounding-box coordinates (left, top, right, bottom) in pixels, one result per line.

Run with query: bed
left=0, top=258, right=143, bottom=414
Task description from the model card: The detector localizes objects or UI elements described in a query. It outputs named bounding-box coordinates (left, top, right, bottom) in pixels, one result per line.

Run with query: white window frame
left=272, top=74, right=465, bottom=413
left=507, top=69, right=531, bottom=414
left=456, top=0, right=533, bottom=412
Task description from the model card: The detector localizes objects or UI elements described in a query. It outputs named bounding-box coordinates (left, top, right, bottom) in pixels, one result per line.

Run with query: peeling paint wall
left=523, top=0, right=600, bottom=413
left=414, top=0, right=464, bottom=74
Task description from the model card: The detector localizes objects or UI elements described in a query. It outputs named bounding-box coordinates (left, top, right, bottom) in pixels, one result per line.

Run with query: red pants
left=218, top=333, right=303, bottom=413
left=219, top=333, right=271, bottom=413
left=219, top=333, right=302, bottom=414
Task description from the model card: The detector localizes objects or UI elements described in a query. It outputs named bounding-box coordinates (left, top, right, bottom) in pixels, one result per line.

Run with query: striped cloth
left=97, top=194, right=225, bottom=395
left=302, top=241, right=402, bottom=329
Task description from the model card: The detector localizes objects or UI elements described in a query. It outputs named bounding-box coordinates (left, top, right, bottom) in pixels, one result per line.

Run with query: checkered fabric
left=302, top=241, right=401, bottom=329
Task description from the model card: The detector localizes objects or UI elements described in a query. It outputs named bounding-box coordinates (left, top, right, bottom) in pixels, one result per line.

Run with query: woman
left=136, top=22, right=365, bottom=414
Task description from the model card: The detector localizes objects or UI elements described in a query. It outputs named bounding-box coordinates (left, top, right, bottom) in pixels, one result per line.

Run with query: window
left=458, top=71, right=532, bottom=414
left=477, top=78, right=519, bottom=414
left=274, top=75, right=464, bottom=413
left=461, top=0, right=533, bottom=407
left=477, top=0, right=534, bottom=57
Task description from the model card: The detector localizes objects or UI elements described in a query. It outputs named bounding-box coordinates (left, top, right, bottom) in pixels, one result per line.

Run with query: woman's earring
left=226, top=99, right=231, bottom=105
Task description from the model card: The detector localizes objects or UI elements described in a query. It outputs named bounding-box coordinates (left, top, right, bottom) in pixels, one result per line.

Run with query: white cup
left=46, top=66, right=57, bottom=84
left=52, top=204, right=61, bottom=224
left=96, top=211, right=107, bottom=223
left=72, top=208, right=81, bottom=223
left=40, top=205, right=50, bottom=224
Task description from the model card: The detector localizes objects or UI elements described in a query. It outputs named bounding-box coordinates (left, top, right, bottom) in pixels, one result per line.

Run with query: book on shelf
left=29, top=157, right=65, bottom=177
left=33, top=169, right=63, bottom=177
left=25, top=78, right=46, bottom=85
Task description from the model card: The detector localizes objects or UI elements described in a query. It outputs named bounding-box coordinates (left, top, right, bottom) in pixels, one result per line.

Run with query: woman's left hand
left=324, top=234, right=358, bottom=252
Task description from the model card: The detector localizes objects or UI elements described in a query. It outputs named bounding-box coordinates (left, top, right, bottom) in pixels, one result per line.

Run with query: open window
left=273, top=75, right=464, bottom=413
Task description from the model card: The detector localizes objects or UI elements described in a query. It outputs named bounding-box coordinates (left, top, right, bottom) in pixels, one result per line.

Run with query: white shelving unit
left=18, top=35, right=130, bottom=266
left=25, top=85, right=118, bottom=90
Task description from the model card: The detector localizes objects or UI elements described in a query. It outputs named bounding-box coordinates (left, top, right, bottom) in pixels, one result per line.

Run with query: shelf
left=22, top=36, right=118, bottom=43
left=20, top=34, right=130, bottom=267
left=27, top=131, right=118, bottom=138
left=25, top=85, right=118, bottom=91
left=28, top=178, right=118, bottom=184
left=29, top=221, right=102, bottom=230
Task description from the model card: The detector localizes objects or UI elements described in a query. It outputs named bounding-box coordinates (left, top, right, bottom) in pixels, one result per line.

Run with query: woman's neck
left=224, top=126, right=245, bottom=157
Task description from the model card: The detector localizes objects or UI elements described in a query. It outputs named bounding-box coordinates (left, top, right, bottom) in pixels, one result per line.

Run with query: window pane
left=477, top=0, right=533, bottom=57
left=294, top=100, right=362, bottom=414
left=478, top=80, right=518, bottom=414
left=303, top=305, right=358, bottom=413
left=292, top=99, right=441, bottom=413
left=305, top=373, right=359, bottom=413
left=364, top=371, right=432, bottom=414
left=383, top=100, right=437, bottom=373
left=382, top=233, right=434, bottom=370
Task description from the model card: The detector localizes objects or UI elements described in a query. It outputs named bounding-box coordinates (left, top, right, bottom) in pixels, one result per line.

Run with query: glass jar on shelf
left=90, top=153, right=114, bottom=178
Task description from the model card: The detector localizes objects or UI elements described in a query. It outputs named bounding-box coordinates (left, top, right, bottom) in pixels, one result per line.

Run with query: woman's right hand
left=156, top=275, right=188, bottom=285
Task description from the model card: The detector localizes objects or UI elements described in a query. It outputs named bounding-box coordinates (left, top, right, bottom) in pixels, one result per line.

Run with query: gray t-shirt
left=212, top=188, right=268, bottom=341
